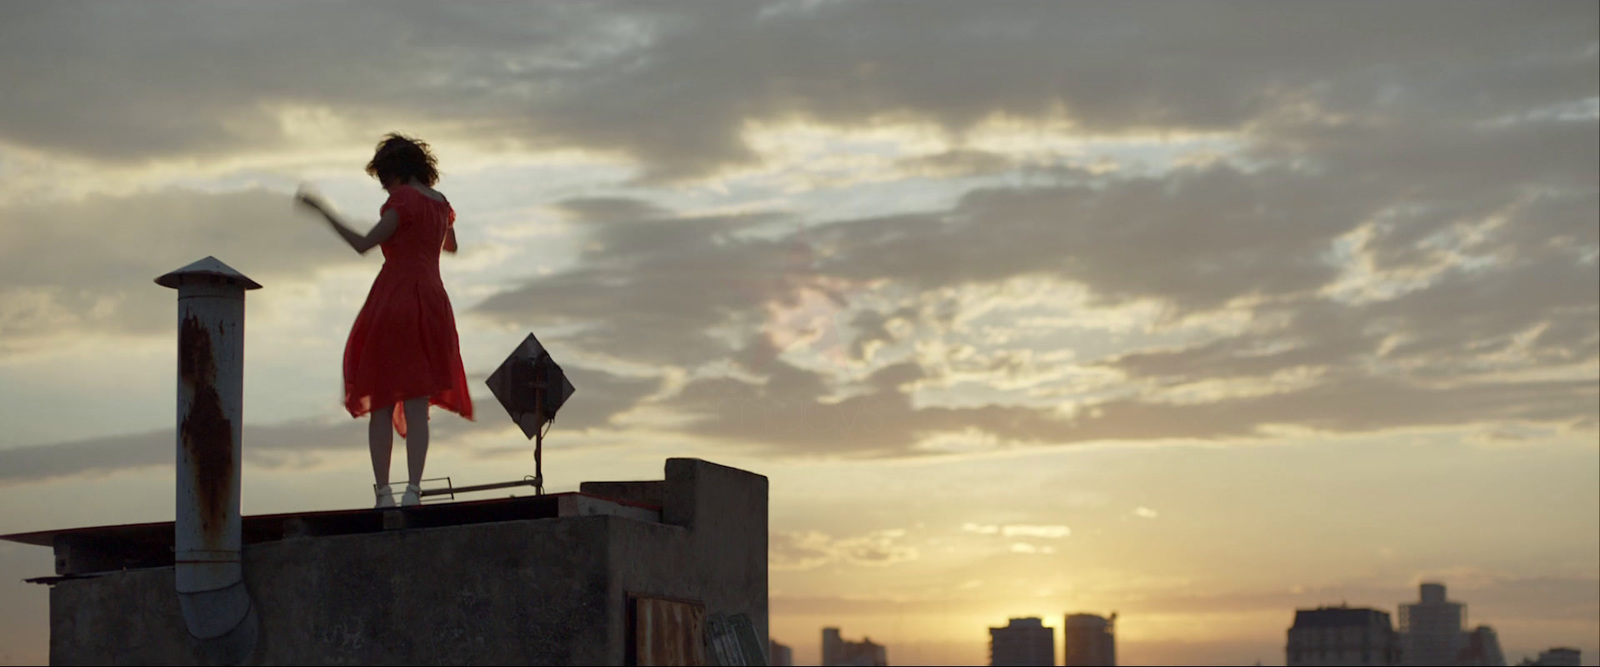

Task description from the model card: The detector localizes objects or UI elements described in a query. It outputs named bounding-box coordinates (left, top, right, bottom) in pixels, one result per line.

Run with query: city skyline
left=1, top=2, right=1596, bottom=665
left=809, top=583, right=1580, bottom=666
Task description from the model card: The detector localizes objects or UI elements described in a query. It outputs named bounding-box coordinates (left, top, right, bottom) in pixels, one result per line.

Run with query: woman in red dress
left=297, top=134, right=474, bottom=508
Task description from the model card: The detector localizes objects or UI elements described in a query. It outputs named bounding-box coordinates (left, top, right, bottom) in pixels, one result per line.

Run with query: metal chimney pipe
left=155, top=256, right=261, bottom=665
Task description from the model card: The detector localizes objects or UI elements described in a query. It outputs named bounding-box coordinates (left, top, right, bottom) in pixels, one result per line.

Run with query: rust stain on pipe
left=179, top=314, right=233, bottom=550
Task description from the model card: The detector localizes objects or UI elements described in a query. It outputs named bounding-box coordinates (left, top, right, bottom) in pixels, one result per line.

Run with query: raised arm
left=299, top=193, right=399, bottom=255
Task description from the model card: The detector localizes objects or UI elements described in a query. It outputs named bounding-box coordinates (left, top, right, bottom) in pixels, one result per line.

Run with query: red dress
left=343, top=185, right=474, bottom=436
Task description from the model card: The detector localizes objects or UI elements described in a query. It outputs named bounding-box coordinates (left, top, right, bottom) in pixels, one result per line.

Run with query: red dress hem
left=341, top=186, right=475, bottom=437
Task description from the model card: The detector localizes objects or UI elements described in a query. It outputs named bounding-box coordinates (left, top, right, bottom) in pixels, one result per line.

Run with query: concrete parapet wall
left=664, top=458, right=769, bottom=651
left=604, top=458, right=769, bottom=664
left=53, top=515, right=615, bottom=665
left=43, top=458, right=768, bottom=666
left=578, top=481, right=664, bottom=508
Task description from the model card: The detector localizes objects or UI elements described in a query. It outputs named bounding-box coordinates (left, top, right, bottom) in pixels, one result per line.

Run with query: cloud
left=0, top=2, right=625, bottom=162
left=552, top=197, right=675, bottom=225
left=0, top=417, right=363, bottom=487
left=524, top=2, right=1596, bottom=181
left=1002, top=524, right=1070, bottom=539
left=1098, top=227, right=1598, bottom=398
left=1063, top=375, right=1597, bottom=441
left=656, top=328, right=1596, bottom=457
left=1105, top=262, right=1598, bottom=389
left=2, top=3, right=1591, bottom=182
left=895, top=149, right=1016, bottom=179
left=4, top=2, right=1594, bottom=464
left=472, top=206, right=801, bottom=367
left=463, top=73, right=1597, bottom=413
left=1134, top=507, right=1159, bottom=519
left=0, top=364, right=658, bottom=485
left=770, top=593, right=938, bottom=617
left=770, top=528, right=918, bottom=570
left=537, top=365, right=662, bottom=432
left=466, top=128, right=1598, bottom=455
left=961, top=523, right=1071, bottom=539
left=1008, top=542, right=1054, bottom=555
left=0, top=187, right=362, bottom=354
left=819, top=164, right=1366, bottom=312
left=818, top=107, right=1597, bottom=315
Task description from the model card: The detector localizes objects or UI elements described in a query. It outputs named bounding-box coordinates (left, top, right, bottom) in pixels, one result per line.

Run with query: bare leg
left=403, top=396, right=430, bottom=486
left=370, top=403, right=395, bottom=487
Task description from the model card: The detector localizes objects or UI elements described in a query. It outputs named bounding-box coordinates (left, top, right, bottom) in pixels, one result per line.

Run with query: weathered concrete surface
left=45, top=458, right=767, bottom=666
left=663, top=458, right=769, bottom=659
left=53, top=516, right=613, bottom=665
left=577, top=481, right=664, bottom=508
left=603, top=459, right=768, bottom=664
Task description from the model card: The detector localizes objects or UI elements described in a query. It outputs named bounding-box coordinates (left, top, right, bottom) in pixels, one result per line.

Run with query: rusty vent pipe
left=156, top=257, right=261, bottom=665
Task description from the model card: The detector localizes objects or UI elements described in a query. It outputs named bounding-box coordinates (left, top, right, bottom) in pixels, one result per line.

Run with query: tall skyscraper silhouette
left=1400, top=583, right=1465, bottom=666
left=1399, top=582, right=1507, bottom=666
left=990, top=617, right=1055, bottom=666
left=1063, top=613, right=1116, bottom=666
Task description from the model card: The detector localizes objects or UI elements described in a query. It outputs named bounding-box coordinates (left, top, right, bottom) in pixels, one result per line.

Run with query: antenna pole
left=533, top=382, right=544, bottom=495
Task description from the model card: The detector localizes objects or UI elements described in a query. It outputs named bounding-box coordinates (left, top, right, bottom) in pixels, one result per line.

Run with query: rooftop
left=2, top=491, right=660, bottom=584
left=1292, top=606, right=1393, bottom=629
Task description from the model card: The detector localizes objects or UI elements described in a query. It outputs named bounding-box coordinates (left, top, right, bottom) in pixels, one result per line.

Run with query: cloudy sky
left=1, top=2, right=1596, bottom=664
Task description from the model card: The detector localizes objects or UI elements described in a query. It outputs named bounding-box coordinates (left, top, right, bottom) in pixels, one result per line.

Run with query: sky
left=0, top=2, right=1596, bottom=665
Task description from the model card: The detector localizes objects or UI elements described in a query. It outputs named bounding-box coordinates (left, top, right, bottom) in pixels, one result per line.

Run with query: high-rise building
left=1285, top=606, right=1401, bottom=666
left=1458, top=626, right=1505, bottom=667
left=1397, top=582, right=1509, bottom=667
left=1400, top=583, right=1466, bottom=666
left=770, top=639, right=794, bottom=666
left=1517, top=647, right=1581, bottom=666
left=990, top=617, right=1055, bottom=666
left=822, top=627, right=888, bottom=666
left=1063, top=613, right=1116, bottom=667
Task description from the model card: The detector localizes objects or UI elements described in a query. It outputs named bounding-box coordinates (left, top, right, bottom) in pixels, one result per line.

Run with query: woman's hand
left=294, top=185, right=328, bottom=214
left=293, top=183, right=397, bottom=255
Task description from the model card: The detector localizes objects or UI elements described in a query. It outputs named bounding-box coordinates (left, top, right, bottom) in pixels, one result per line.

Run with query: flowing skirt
left=343, top=263, right=473, bottom=436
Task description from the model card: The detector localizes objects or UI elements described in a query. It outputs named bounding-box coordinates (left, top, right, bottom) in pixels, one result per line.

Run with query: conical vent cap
left=155, top=256, right=262, bottom=290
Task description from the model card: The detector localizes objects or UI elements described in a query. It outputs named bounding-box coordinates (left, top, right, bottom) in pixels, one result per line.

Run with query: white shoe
left=374, top=484, right=396, bottom=509
left=401, top=483, right=422, bottom=507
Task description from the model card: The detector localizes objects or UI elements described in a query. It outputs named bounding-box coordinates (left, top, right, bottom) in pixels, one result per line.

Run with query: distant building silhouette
left=1285, top=606, right=1401, bottom=666
left=822, top=627, right=888, bottom=666
left=1517, top=647, right=1581, bottom=666
left=1063, top=613, right=1116, bottom=666
left=1398, top=582, right=1506, bottom=667
left=1400, top=583, right=1466, bottom=666
left=1458, top=626, right=1506, bottom=666
left=770, top=639, right=794, bottom=666
left=990, top=617, right=1055, bottom=666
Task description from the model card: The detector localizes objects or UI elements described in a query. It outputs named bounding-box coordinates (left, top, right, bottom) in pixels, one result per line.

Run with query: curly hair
left=365, top=133, right=439, bottom=188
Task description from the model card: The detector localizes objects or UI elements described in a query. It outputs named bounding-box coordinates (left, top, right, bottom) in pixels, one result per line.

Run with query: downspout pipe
left=156, top=257, right=261, bottom=665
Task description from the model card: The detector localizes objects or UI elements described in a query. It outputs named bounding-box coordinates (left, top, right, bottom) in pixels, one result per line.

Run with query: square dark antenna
left=486, top=333, right=576, bottom=440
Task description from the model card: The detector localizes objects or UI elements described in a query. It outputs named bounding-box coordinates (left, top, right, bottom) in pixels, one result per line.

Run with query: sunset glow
left=1, top=3, right=1596, bottom=665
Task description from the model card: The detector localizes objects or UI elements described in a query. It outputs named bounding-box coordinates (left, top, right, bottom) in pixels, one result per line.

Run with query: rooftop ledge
left=2, top=491, right=662, bottom=583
